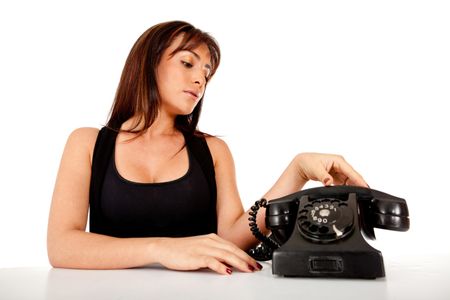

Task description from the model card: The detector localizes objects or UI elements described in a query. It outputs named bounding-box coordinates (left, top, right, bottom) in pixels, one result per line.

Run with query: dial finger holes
left=319, top=226, right=329, bottom=234
left=309, top=225, right=318, bottom=232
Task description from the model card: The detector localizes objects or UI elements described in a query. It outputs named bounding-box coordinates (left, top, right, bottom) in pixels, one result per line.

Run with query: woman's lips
left=184, top=90, right=199, bottom=100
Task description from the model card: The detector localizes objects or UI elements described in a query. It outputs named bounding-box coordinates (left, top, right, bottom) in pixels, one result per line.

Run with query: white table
left=1, top=253, right=449, bottom=300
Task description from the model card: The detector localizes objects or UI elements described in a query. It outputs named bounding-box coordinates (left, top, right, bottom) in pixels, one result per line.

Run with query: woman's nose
left=192, top=71, right=206, bottom=86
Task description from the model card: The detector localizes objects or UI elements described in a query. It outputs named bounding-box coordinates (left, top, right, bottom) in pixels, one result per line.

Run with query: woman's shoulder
left=67, top=127, right=100, bottom=144
left=204, top=136, right=233, bottom=165
left=65, top=127, right=100, bottom=161
left=204, top=135, right=228, bottom=151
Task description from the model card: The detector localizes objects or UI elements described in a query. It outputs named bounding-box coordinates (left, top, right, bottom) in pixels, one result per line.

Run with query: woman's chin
left=174, top=107, right=196, bottom=117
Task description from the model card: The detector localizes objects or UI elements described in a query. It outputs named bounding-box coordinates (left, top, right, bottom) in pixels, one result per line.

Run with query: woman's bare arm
left=47, top=128, right=158, bottom=268
left=209, top=139, right=306, bottom=250
left=208, top=137, right=368, bottom=251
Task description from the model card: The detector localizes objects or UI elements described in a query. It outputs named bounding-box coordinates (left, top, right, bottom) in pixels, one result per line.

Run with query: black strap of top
left=183, top=133, right=218, bottom=233
left=183, top=133, right=217, bottom=212
left=89, top=127, right=217, bottom=233
left=89, top=127, right=118, bottom=232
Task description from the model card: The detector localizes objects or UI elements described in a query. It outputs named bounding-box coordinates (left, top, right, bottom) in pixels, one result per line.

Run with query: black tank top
left=89, top=127, right=217, bottom=238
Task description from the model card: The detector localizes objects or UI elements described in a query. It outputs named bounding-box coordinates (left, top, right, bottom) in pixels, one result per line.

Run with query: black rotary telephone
left=248, top=186, right=409, bottom=278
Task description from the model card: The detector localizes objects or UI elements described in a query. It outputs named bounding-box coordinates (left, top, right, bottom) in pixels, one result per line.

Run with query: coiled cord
left=247, top=198, right=281, bottom=261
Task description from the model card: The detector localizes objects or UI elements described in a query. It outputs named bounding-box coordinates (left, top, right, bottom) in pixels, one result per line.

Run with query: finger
left=205, top=246, right=257, bottom=273
left=216, top=249, right=256, bottom=273
left=204, top=234, right=261, bottom=270
left=328, top=171, right=348, bottom=185
left=204, top=256, right=233, bottom=275
left=316, top=165, right=334, bottom=186
left=333, top=158, right=368, bottom=187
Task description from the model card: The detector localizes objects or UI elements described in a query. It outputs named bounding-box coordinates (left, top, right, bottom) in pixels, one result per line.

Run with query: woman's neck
left=122, top=112, right=178, bottom=137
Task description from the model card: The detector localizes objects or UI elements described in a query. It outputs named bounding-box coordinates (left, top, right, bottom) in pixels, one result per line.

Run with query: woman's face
left=156, top=34, right=212, bottom=117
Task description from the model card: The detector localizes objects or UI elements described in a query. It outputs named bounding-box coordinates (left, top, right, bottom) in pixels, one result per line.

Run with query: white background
left=0, top=0, right=449, bottom=268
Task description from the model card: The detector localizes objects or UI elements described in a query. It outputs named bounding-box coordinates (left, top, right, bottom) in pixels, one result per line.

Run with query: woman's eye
left=181, top=60, right=210, bottom=82
left=182, top=61, right=193, bottom=68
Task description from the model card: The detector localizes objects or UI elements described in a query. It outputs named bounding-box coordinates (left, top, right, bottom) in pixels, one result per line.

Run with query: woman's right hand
left=153, top=233, right=262, bottom=275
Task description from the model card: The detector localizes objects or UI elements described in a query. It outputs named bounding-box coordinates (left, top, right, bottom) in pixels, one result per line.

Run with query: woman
left=47, top=20, right=368, bottom=275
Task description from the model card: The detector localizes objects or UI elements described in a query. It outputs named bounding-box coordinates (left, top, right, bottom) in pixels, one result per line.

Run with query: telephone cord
left=247, top=198, right=281, bottom=260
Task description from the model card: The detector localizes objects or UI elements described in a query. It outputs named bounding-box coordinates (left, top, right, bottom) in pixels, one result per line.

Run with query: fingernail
left=226, top=268, right=232, bottom=275
left=248, top=264, right=255, bottom=272
left=256, top=262, right=263, bottom=270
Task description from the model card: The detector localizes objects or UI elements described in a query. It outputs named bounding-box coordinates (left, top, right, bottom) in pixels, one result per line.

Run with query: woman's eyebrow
left=184, top=50, right=211, bottom=70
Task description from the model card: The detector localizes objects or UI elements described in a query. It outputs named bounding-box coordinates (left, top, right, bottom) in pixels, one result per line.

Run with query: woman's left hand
left=295, top=153, right=368, bottom=187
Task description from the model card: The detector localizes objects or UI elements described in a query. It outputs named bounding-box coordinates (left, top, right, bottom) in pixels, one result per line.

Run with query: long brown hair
left=106, top=21, right=221, bottom=137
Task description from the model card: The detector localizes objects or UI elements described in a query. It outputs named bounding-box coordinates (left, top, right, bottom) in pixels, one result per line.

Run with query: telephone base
left=272, top=249, right=385, bottom=279
left=252, top=186, right=409, bottom=279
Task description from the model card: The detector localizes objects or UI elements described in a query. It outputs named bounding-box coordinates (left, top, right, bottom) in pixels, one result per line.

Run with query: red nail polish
left=248, top=264, right=255, bottom=271
left=226, top=268, right=232, bottom=275
left=256, top=262, right=263, bottom=270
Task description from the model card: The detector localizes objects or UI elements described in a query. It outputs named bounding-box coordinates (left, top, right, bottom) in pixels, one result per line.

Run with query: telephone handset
left=248, top=185, right=409, bottom=278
